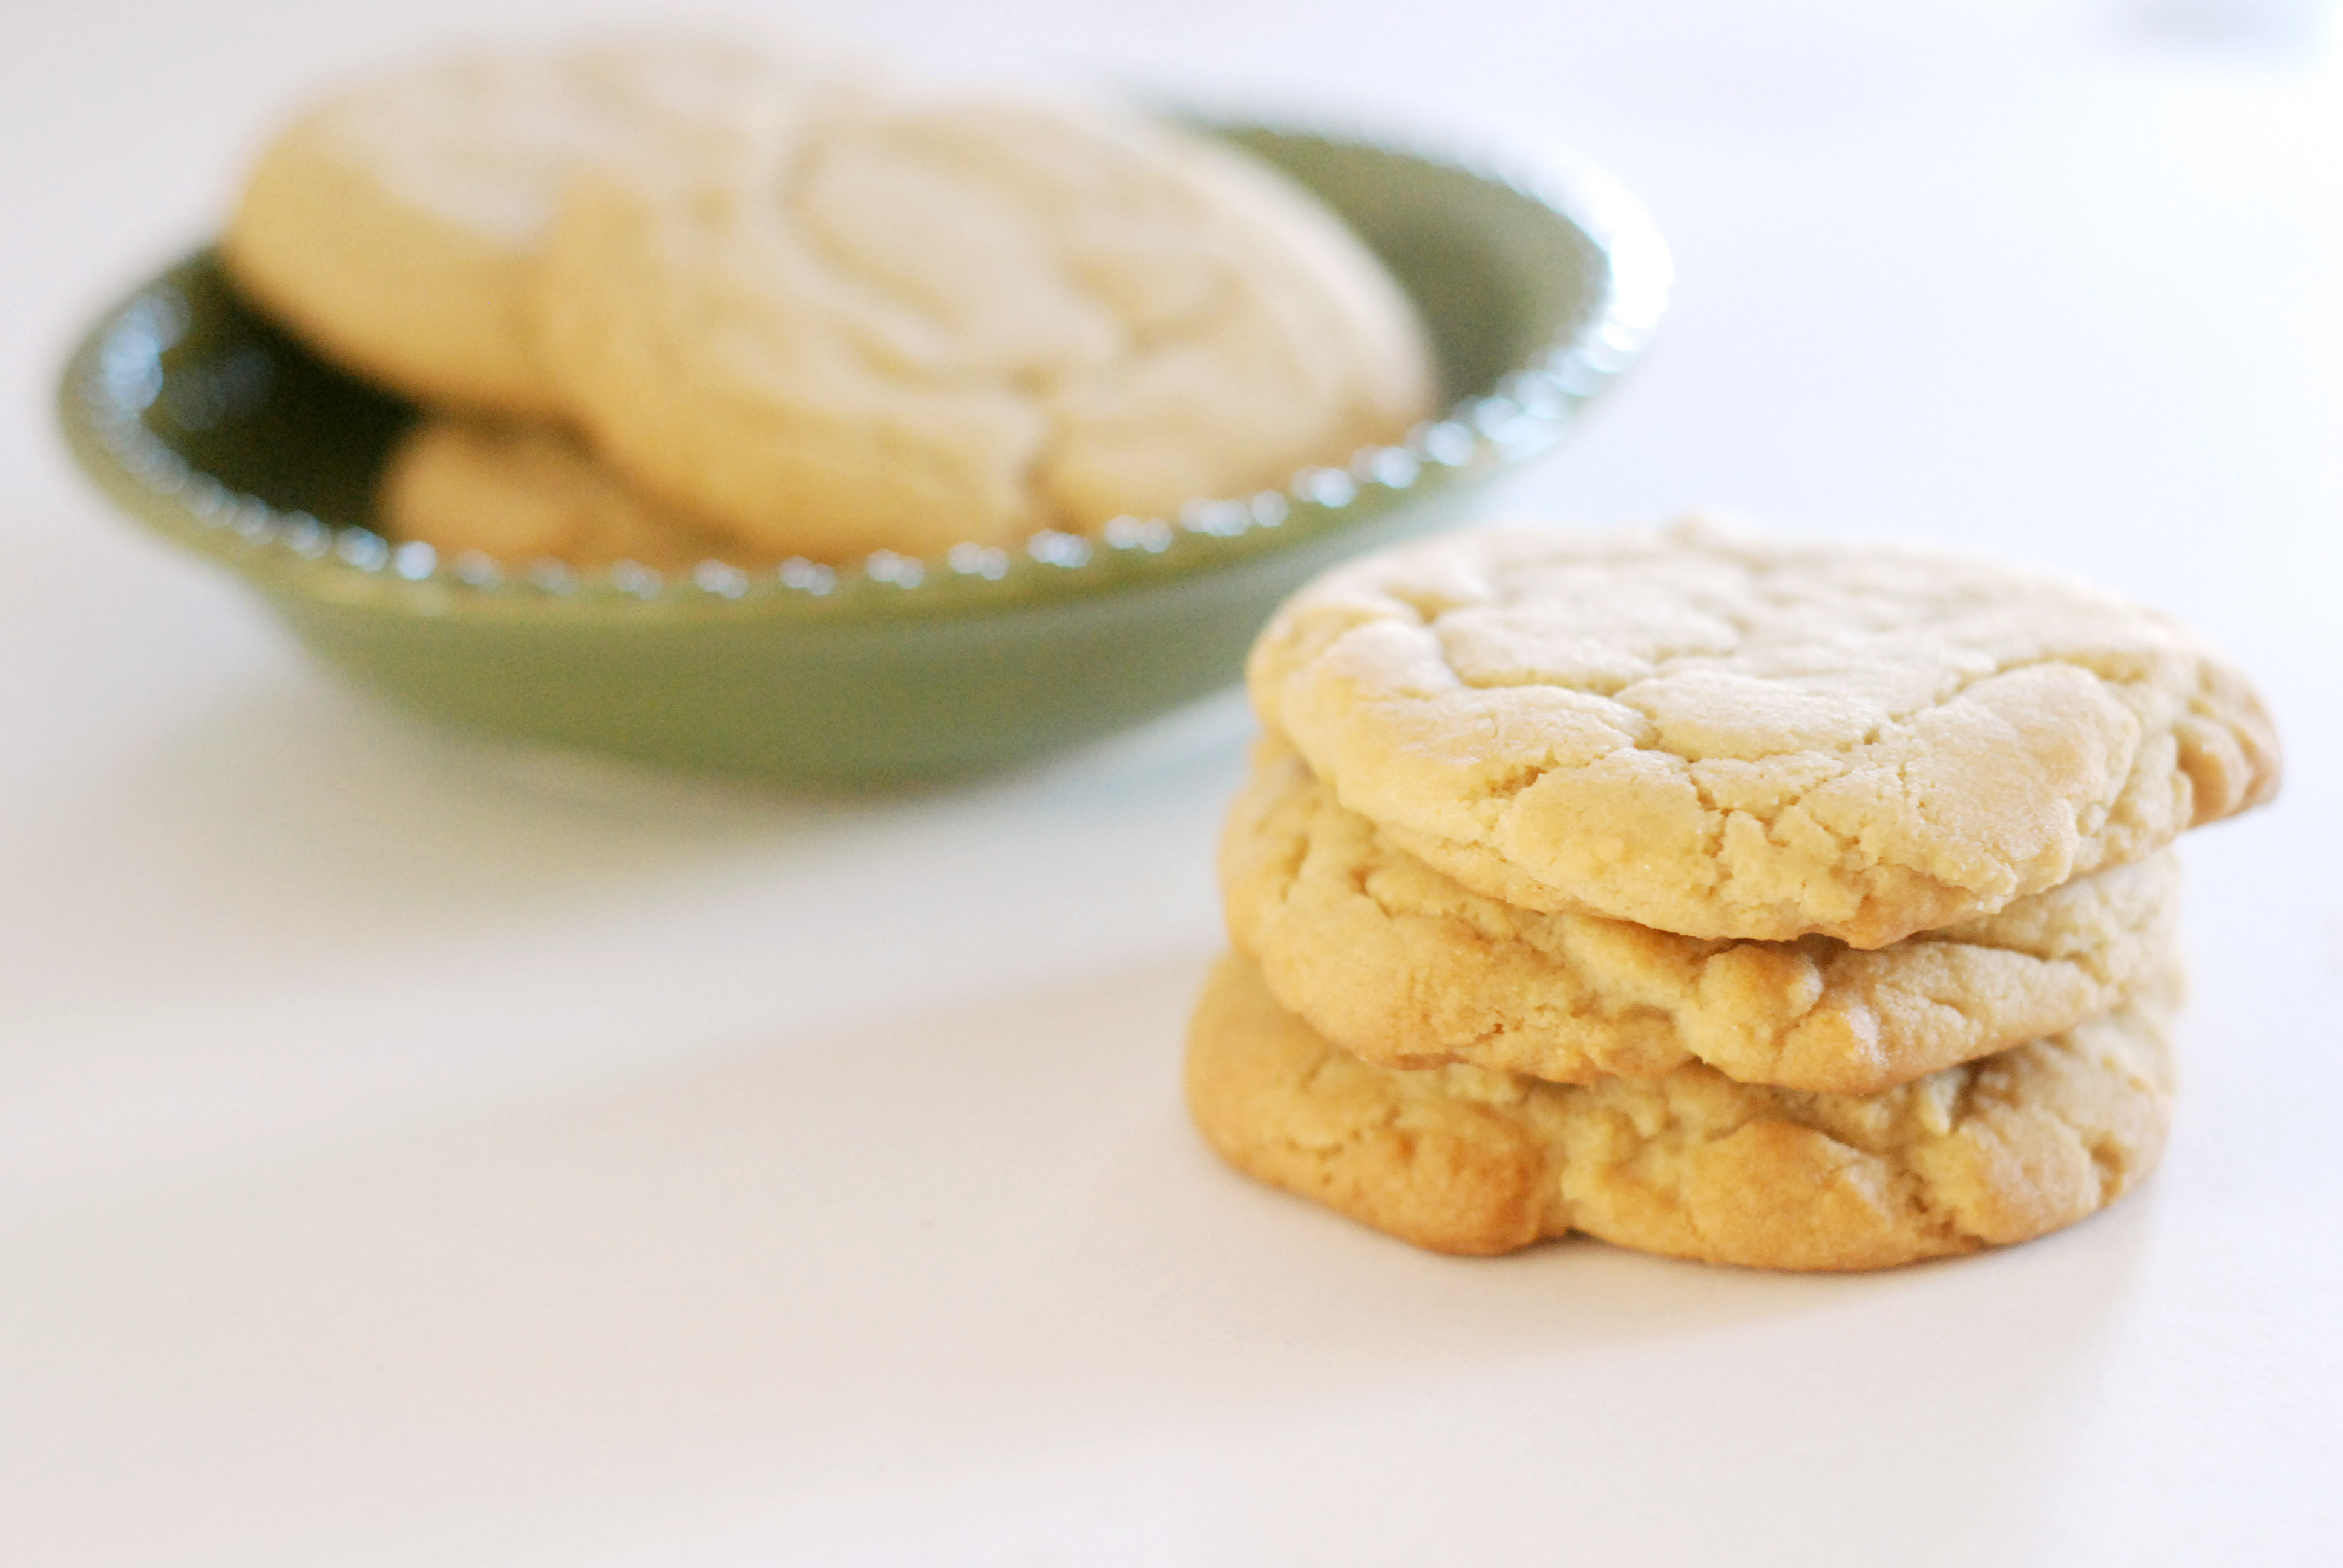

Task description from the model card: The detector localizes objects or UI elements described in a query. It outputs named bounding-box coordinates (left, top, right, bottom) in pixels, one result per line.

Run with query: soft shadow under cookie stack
left=1187, top=518, right=2281, bottom=1270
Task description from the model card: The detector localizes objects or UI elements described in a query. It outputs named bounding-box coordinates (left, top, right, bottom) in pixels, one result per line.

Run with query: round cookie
left=1185, top=951, right=2176, bottom=1268
left=376, top=417, right=770, bottom=572
left=1222, top=739, right=2184, bottom=1094
left=536, top=94, right=1438, bottom=560
left=223, top=36, right=861, bottom=414
left=1247, top=517, right=2281, bottom=948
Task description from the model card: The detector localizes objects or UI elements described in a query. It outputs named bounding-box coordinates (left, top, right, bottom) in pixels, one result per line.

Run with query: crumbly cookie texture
left=1222, top=739, right=2184, bottom=1094
left=1248, top=518, right=2280, bottom=948
left=376, top=417, right=770, bottom=572
left=536, top=95, right=1438, bottom=560
left=1185, top=952, right=2175, bottom=1267
left=223, top=38, right=860, bottom=414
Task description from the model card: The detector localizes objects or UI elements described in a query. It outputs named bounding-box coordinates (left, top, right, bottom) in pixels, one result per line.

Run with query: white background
left=2, top=2, right=2338, bottom=1563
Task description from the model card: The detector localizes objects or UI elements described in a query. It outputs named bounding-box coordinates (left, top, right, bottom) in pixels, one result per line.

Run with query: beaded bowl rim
left=59, top=120, right=1671, bottom=623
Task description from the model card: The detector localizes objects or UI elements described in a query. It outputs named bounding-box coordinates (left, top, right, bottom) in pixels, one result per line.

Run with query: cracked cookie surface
left=1185, top=952, right=2175, bottom=1268
left=224, top=38, right=860, bottom=416
left=1222, top=739, right=2183, bottom=1094
left=536, top=96, right=1437, bottom=560
left=1247, top=518, right=2279, bottom=947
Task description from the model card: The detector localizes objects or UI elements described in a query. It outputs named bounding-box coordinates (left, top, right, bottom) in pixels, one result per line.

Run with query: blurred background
left=2, top=3, right=2337, bottom=1564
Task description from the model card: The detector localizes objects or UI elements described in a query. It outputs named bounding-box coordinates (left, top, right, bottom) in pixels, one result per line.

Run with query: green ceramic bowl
left=59, top=123, right=1668, bottom=782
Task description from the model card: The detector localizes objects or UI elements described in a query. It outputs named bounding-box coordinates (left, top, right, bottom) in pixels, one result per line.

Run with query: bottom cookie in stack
left=1185, top=952, right=2177, bottom=1270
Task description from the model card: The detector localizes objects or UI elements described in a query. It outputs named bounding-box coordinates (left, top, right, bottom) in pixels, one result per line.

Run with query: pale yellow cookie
left=376, top=417, right=770, bottom=572
left=1248, top=518, right=2280, bottom=948
left=223, top=36, right=862, bottom=414
left=1186, top=952, right=2175, bottom=1268
left=536, top=95, right=1438, bottom=560
left=1223, top=739, right=2183, bottom=1094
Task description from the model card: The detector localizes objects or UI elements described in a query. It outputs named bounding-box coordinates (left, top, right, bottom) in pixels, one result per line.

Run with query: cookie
left=376, top=417, right=769, bottom=572
left=223, top=37, right=860, bottom=414
left=536, top=95, right=1438, bottom=560
left=1222, top=739, right=2184, bottom=1094
left=1247, top=517, right=2280, bottom=948
left=1185, top=952, right=2175, bottom=1268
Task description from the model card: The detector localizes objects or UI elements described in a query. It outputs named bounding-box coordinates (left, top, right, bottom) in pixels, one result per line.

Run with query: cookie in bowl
left=534, top=92, right=1440, bottom=561
left=221, top=34, right=867, bottom=419
left=376, top=417, right=772, bottom=574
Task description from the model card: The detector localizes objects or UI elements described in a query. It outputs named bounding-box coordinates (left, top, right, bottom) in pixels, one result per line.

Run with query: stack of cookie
left=1188, top=519, right=2281, bottom=1269
left=219, top=37, right=1437, bottom=571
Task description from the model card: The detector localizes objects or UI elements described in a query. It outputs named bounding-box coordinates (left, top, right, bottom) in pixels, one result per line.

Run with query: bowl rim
left=57, top=119, right=1671, bottom=626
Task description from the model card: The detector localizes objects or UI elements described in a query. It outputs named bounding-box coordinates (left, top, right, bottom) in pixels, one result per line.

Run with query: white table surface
left=4, top=2, right=2338, bottom=1563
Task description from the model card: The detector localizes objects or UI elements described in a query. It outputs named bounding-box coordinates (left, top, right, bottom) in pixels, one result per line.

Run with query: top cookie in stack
left=1189, top=517, right=2280, bottom=1268
left=1245, top=517, right=2277, bottom=949
left=220, top=36, right=1440, bottom=569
